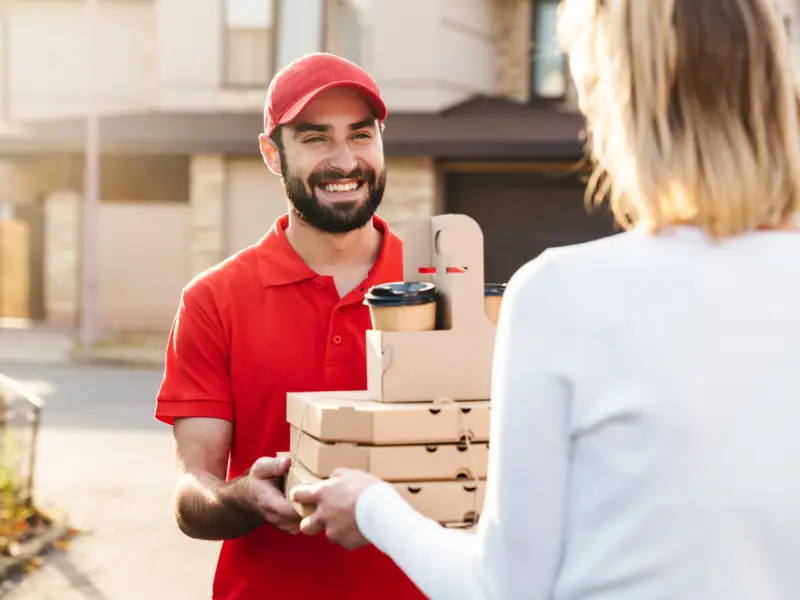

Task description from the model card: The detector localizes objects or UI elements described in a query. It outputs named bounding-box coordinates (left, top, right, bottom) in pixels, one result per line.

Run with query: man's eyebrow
left=349, top=118, right=377, bottom=131
left=292, top=122, right=330, bottom=134
left=291, top=119, right=376, bottom=135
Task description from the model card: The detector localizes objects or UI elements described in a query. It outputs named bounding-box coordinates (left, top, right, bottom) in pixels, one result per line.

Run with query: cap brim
left=275, top=81, right=388, bottom=132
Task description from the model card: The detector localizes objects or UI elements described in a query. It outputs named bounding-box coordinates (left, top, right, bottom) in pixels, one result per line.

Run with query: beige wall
left=2, top=0, right=548, bottom=119
left=43, top=190, right=191, bottom=333
left=156, top=0, right=223, bottom=110
left=225, top=158, right=287, bottom=255
left=37, top=154, right=273, bottom=333
left=224, top=156, right=439, bottom=251
left=154, top=0, right=504, bottom=114
left=223, top=156, right=439, bottom=253
left=0, top=159, right=36, bottom=204
left=156, top=0, right=492, bottom=113
left=46, top=199, right=190, bottom=332
left=97, top=202, right=189, bottom=331
left=370, top=0, right=498, bottom=111
left=378, top=158, right=439, bottom=239
left=36, top=151, right=439, bottom=333
left=155, top=0, right=373, bottom=113
left=43, top=190, right=81, bottom=327
left=189, top=154, right=226, bottom=275
left=0, top=156, right=81, bottom=205
left=16, top=0, right=794, bottom=124
left=0, top=154, right=189, bottom=211
left=7, top=0, right=155, bottom=120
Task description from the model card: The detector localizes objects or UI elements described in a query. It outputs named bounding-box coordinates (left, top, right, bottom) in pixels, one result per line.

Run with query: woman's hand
left=290, top=468, right=383, bottom=550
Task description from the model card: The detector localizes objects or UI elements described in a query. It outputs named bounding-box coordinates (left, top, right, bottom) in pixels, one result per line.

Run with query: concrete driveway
left=0, top=363, right=220, bottom=600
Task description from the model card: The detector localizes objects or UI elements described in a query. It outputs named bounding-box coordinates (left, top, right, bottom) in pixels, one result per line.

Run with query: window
left=94, top=155, right=190, bottom=203
left=531, top=0, right=568, bottom=99
left=222, top=0, right=367, bottom=87
left=274, top=0, right=325, bottom=70
left=325, top=0, right=366, bottom=67
left=223, top=0, right=276, bottom=87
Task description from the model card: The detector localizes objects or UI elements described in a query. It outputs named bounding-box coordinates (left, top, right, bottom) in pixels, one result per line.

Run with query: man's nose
left=327, top=142, right=359, bottom=175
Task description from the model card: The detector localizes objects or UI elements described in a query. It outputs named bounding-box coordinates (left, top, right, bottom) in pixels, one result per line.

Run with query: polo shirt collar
left=255, top=213, right=399, bottom=288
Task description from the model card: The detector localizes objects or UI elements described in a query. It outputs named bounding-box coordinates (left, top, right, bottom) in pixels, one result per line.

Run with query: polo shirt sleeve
left=155, top=284, right=234, bottom=425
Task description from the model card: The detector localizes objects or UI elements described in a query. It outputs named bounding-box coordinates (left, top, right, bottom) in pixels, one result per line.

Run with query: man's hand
left=173, top=417, right=302, bottom=540
left=228, top=455, right=302, bottom=535
left=290, top=468, right=383, bottom=550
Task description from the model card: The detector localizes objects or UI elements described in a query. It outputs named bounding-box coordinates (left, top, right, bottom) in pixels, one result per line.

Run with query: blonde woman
left=290, top=0, right=800, bottom=597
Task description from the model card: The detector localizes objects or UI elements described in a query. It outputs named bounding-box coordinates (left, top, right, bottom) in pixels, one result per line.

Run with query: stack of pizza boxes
left=284, top=214, right=504, bottom=529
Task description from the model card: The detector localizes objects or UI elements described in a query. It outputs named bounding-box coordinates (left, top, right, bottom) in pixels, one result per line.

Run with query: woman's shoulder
left=500, top=230, right=677, bottom=330
left=508, top=231, right=649, bottom=288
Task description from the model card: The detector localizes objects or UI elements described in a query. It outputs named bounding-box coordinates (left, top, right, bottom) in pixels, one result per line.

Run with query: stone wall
left=189, top=154, right=226, bottom=276
left=493, top=0, right=532, bottom=103
left=43, top=190, right=81, bottom=327
left=378, top=157, right=438, bottom=239
left=492, top=0, right=582, bottom=108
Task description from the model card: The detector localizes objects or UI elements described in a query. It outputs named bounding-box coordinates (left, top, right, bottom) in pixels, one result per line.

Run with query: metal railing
left=0, top=373, right=44, bottom=554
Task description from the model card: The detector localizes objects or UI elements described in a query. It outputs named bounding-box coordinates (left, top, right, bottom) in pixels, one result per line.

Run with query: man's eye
left=352, top=132, right=372, bottom=140
left=303, top=137, right=325, bottom=144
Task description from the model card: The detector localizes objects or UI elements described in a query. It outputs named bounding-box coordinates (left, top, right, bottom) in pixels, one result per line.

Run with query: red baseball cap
left=264, top=53, right=388, bottom=136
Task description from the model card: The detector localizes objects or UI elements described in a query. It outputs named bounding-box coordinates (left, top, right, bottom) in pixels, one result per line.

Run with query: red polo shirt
left=155, top=214, right=425, bottom=600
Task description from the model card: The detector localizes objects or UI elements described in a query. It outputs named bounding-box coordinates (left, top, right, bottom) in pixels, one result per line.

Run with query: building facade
left=4, top=0, right=788, bottom=335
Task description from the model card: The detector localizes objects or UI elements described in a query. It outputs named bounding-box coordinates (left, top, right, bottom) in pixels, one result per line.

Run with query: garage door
left=446, top=171, right=620, bottom=284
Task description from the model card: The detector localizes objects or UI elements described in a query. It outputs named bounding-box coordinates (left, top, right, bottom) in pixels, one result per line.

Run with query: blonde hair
left=558, top=0, right=800, bottom=237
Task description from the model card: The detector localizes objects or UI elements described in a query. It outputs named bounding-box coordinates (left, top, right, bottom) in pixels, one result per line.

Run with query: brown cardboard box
left=365, top=214, right=497, bottom=402
left=289, top=426, right=488, bottom=482
left=285, top=460, right=485, bottom=525
left=286, top=390, right=490, bottom=445
left=282, top=214, right=497, bottom=530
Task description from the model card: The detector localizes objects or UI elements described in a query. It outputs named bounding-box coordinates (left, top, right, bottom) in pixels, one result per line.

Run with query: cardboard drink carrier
left=283, top=214, right=506, bottom=528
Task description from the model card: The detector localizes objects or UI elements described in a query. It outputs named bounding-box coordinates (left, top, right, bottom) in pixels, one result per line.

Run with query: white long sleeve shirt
left=355, top=225, right=800, bottom=600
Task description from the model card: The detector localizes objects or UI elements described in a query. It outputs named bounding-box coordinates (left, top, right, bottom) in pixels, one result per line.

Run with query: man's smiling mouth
left=318, top=179, right=365, bottom=193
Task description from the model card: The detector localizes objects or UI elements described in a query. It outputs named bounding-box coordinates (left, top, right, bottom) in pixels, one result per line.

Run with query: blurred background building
left=0, top=0, right=796, bottom=339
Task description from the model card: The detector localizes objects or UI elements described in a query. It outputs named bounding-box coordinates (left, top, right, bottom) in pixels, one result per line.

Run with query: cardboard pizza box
left=289, top=426, right=488, bottom=482
left=285, top=460, right=485, bottom=526
left=286, top=390, right=490, bottom=445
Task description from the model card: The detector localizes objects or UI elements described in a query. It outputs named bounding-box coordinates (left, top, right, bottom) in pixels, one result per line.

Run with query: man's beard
left=280, top=154, right=386, bottom=234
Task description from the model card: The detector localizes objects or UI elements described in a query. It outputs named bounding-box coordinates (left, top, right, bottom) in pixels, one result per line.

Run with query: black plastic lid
left=364, top=281, right=438, bottom=307
left=484, top=283, right=506, bottom=297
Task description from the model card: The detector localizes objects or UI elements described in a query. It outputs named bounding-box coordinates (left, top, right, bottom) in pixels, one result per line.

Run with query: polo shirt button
left=335, top=308, right=342, bottom=315
left=332, top=334, right=342, bottom=345
left=315, top=281, right=324, bottom=289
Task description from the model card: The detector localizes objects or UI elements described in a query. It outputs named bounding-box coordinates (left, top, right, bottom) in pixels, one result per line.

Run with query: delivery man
left=154, top=53, right=426, bottom=600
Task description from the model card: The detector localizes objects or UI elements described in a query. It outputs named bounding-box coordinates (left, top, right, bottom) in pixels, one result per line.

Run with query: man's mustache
left=308, top=167, right=375, bottom=186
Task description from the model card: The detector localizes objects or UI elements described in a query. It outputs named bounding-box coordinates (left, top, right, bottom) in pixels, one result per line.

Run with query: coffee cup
left=364, top=282, right=438, bottom=331
left=484, top=283, right=506, bottom=325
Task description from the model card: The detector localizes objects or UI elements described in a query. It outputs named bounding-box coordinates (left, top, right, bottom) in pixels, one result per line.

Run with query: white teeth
left=322, top=181, right=359, bottom=192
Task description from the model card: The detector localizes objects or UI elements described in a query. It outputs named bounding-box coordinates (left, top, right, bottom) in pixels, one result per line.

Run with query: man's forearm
left=175, top=472, right=264, bottom=541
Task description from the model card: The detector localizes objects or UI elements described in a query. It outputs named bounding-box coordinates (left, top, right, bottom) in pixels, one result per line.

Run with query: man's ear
left=259, top=133, right=282, bottom=176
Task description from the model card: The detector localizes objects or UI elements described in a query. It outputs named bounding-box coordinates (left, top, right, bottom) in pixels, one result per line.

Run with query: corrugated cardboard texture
left=287, top=391, right=491, bottom=444
left=366, top=214, right=497, bottom=402
left=275, top=451, right=312, bottom=518
left=284, top=459, right=316, bottom=519
left=285, top=460, right=485, bottom=525
left=289, top=426, right=488, bottom=481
